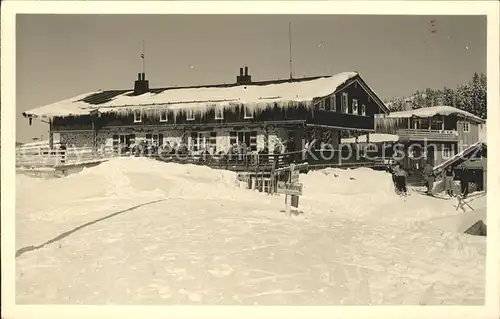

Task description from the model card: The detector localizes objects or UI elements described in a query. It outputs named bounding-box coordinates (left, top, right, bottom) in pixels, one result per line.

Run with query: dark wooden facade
left=32, top=72, right=389, bottom=160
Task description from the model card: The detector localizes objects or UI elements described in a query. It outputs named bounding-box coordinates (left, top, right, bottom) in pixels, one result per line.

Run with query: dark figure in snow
left=285, top=136, right=296, bottom=164
left=422, top=162, right=435, bottom=194
left=459, top=166, right=470, bottom=198
left=442, top=166, right=456, bottom=197
left=393, top=164, right=408, bottom=195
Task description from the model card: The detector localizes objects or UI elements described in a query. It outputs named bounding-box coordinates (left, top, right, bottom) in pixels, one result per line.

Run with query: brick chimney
left=236, top=66, right=252, bottom=85
left=134, top=72, right=150, bottom=95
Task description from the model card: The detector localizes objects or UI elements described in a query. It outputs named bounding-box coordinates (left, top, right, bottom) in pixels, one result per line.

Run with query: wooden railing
left=397, top=129, right=459, bottom=142
left=16, top=146, right=116, bottom=169
left=15, top=145, right=377, bottom=172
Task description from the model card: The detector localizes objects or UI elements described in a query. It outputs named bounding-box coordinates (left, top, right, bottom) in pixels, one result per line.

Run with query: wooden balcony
left=397, top=129, right=459, bottom=142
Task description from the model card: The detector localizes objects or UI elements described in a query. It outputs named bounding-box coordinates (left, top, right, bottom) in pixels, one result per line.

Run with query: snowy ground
left=16, top=157, right=486, bottom=305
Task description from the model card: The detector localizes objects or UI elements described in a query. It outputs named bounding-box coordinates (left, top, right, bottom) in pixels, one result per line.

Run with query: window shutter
left=112, top=135, right=119, bottom=145
left=159, top=134, right=164, bottom=146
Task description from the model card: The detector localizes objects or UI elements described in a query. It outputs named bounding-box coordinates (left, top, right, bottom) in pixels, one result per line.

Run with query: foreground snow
left=16, top=158, right=486, bottom=305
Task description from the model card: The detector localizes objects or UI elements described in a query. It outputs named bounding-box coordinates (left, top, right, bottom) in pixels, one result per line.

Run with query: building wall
left=457, top=121, right=479, bottom=152
left=50, top=124, right=345, bottom=159
left=59, top=131, right=94, bottom=148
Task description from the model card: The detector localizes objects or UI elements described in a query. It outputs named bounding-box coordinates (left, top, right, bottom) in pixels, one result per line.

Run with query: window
left=319, top=100, right=325, bottom=111
left=209, top=132, right=217, bottom=152
left=431, top=120, right=443, bottom=131
left=146, top=133, right=163, bottom=147
left=331, top=94, right=337, bottom=112
left=325, top=97, right=331, bottom=110
left=352, top=99, right=359, bottom=115
left=134, top=110, right=142, bottom=123
left=113, top=134, right=135, bottom=148
left=189, top=132, right=217, bottom=152
left=442, top=145, right=455, bottom=159
left=244, top=106, right=254, bottom=119
left=186, top=109, right=195, bottom=121
left=229, top=131, right=258, bottom=151
left=413, top=119, right=422, bottom=130
left=361, top=104, right=366, bottom=116
left=215, top=106, right=224, bottom=120
left=159, top=109, right=168, bottom=122
left=341, top=93, right=348, bottom=113
left=52, top=133, right=61, bottom=144
left=463, top=121, right=470, bottom=133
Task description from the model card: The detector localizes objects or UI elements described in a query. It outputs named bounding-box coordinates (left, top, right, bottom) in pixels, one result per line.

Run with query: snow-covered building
left=375, top=106, right=485, bottom=171
left=23, top=67, right=390, bottom=158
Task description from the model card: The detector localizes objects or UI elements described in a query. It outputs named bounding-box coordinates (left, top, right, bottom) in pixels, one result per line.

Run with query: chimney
left=236, top=66, right=252, bottom=85
left=134, top=72, right=149, bottom=95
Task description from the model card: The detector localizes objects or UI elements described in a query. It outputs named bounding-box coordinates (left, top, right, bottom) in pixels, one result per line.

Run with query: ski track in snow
left=15, top=158, right=486, bottom=305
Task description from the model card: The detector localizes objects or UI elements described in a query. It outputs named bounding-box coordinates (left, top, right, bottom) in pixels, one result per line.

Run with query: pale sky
left=16, top=14, right=486, bottom=143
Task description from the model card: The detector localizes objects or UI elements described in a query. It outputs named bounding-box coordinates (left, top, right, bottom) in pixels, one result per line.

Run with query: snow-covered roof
left=433, top=140, right=486, bottom=172
left=341, top=133, right=399, bottom=144
left=385, top=106, right=485, bottom=124
left=24, top=92, right=99, bottom=118
left=24, top=72, right=389, bottom=119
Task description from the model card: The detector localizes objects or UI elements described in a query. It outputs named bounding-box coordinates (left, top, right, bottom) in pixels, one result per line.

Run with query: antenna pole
left=142, top=40, right=146, bottom=75
left=289, top=22, right=293, bottom=80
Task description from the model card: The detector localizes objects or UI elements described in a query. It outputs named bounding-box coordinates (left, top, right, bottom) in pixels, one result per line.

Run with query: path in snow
left=15, top=158, right=486, bottom=305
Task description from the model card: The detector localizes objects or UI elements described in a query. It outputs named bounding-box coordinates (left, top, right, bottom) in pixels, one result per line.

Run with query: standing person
left=442, top=166, right=456, bottom=197
left=422, top=162, right=435, bottom=194
left=459, top=166, right=470, bottom=198
left=394, top=163, right=409, bottom=196
left=387, top=163, right=398, bottom=193
left=273, top=139, right=282, bottom=168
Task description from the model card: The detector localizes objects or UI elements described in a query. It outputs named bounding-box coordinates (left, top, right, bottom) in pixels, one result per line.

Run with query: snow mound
left=72, top=157, right=240, bottom=199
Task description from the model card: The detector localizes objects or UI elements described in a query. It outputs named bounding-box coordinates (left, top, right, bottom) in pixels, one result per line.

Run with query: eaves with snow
left=381, top=105, right=485, bottom=124
left=22, top=72, right=389, bottom=119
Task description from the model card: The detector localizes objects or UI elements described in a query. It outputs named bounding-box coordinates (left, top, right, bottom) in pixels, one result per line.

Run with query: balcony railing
left=397, top=129, right=459, bottom=142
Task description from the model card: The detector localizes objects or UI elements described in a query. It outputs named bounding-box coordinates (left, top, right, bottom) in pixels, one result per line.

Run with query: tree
left=442, top=87, right=454, bottom=106
left=384, top=73, right=487, bottom=119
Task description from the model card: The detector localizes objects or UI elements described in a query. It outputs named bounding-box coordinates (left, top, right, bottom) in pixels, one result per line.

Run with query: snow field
left=16, top=157, right=486, bottom=305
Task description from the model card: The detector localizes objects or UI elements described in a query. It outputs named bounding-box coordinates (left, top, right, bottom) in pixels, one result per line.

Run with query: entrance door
left=425, top=145, right=435, bottom=166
